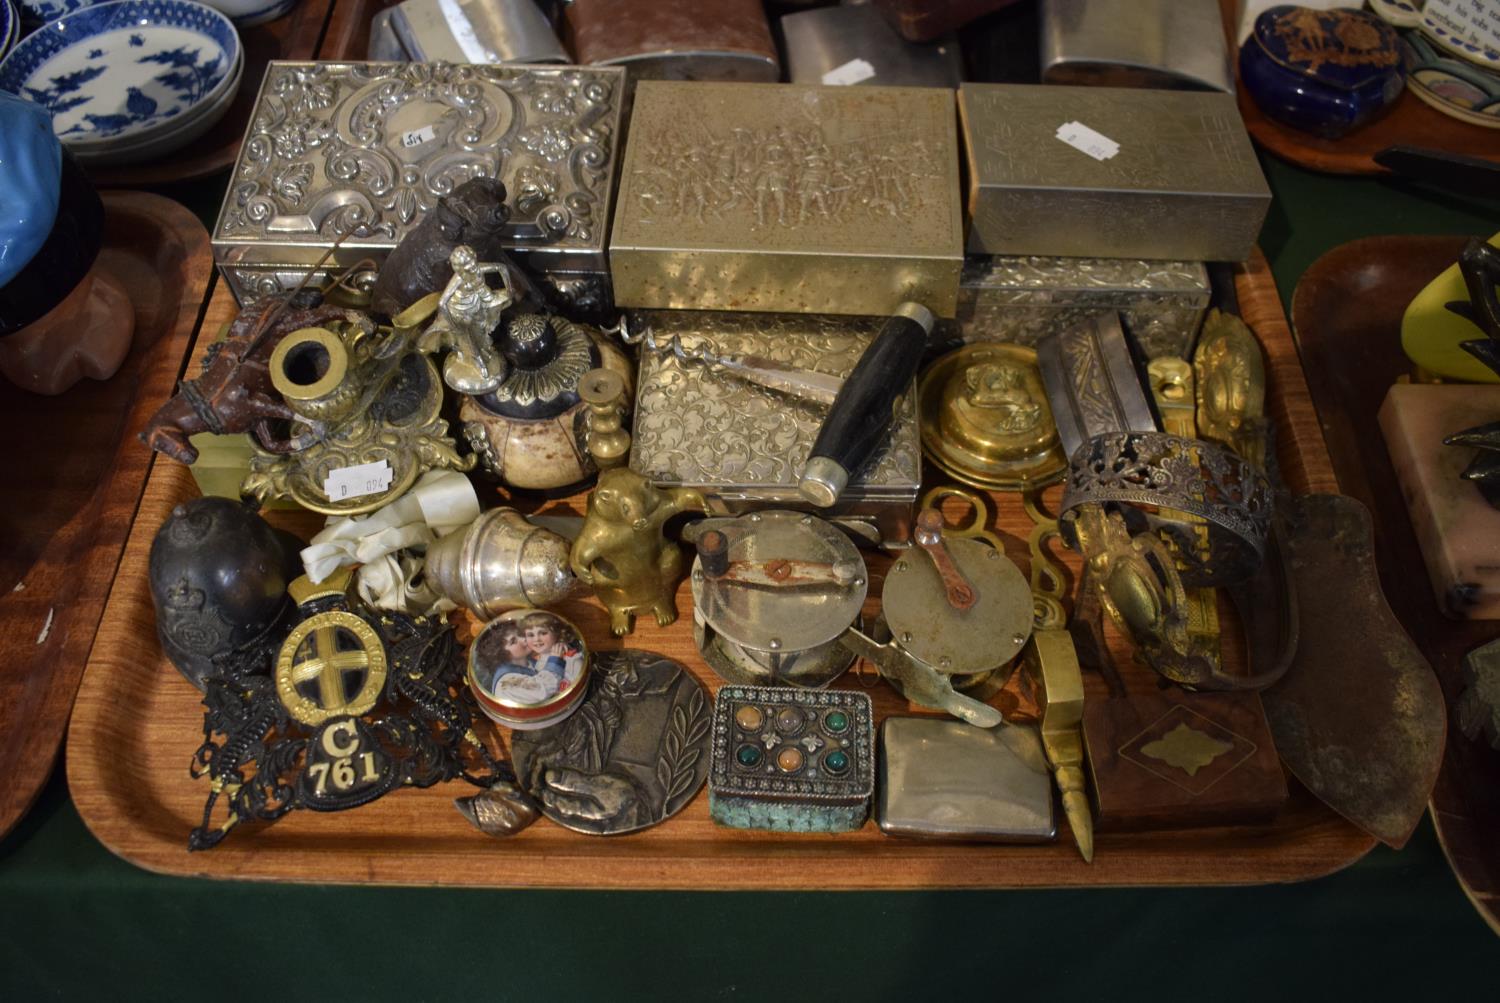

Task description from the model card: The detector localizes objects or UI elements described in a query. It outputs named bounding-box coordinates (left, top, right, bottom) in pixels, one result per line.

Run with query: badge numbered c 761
left=189, top=583, right=511, bottom=850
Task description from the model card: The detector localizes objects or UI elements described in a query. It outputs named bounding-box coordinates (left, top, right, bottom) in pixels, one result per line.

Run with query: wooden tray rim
left=0, top=191, right=213, bottom=840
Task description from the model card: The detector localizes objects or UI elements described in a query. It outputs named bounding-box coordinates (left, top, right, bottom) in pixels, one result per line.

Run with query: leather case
left=563, top=0, right=778, bottom=81
left=874, top=0, right=1021, bottom=43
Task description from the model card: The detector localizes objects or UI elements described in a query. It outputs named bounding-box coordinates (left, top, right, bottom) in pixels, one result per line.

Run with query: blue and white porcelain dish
left=0, top=0, right=239, bottom=147
left=67, top=39, right=238, bottom=162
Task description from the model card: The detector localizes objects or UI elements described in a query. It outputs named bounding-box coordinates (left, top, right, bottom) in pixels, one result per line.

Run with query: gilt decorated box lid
left=609, top=80, right=964, bottom=317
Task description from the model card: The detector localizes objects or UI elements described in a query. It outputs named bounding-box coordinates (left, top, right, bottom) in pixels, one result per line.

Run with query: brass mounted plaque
left=610, top=81, right=964, bottom=317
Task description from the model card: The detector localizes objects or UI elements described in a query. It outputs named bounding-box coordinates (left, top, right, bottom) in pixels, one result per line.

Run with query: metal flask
left=372, top=0, right=568, bottom=64
left=424, top=507, right=583, bottom=618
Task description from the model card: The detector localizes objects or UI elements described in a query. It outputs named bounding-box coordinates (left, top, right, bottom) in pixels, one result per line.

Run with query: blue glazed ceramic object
left=0, top=90, right=61, bottom=289
left=0, top=0, right=239, bottom=147
left=1239, top=5, right=1406, bottom=137
left=0, top=90, right=102, bottom=337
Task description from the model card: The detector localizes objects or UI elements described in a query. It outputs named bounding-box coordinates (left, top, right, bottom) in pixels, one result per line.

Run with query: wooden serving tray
left=1291, top=235, right=1500, bottom=934
left=66, top=250, right=1375, bottom=889
left=90, top=0, right=335, bottom=188
left=1217, top=0, right=1500, bottom=176
left=0, top=191, right=212, bottom=840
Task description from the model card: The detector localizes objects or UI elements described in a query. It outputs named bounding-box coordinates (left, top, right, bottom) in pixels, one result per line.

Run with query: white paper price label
left=822, top=58, right=877, bottom=86
left=400, top=125, right=437, bottom=149
left=1055, top=121, right=1120, bottom=162
left=323, top=460, right=395, bottom=502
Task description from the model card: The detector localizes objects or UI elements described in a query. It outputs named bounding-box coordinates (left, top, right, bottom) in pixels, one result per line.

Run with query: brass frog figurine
left=569, top=469, right=706, bottom=636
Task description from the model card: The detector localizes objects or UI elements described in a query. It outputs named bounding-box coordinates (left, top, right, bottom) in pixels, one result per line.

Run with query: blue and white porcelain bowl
left=0, top=0, right=240, bottom=154
left=18, top=0, right=94, bottom=30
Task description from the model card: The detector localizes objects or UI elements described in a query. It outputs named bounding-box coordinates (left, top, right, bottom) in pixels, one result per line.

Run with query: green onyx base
left=708, top=792, right=868, bottom=833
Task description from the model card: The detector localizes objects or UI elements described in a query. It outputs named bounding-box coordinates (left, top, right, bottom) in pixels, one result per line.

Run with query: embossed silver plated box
left=628, top=311, right=921, bottom=547
left=957, top=84, right=1270, bottom=262
left=610, top=81, right=964, bottom=317
left=213, top=61, right=624, bottom=307
left=957, top=254, right=1210, bottom=360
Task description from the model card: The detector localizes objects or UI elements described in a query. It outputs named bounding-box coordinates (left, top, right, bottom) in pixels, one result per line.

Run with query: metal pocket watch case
left=689, top=511, right=867, bottom=689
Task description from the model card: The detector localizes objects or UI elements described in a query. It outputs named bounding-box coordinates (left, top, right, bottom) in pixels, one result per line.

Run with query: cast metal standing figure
left=433, top=244, right=512, bottom=395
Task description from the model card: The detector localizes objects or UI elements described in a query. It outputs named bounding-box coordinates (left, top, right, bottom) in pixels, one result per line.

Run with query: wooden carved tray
left=1216, top=0, right=1500, bottom=176
left=65, top=250, right=1376, bottom=889
left=90, top=0, right=335, bottom=188
left=0, top=191, right=212, bottom=840
left=1291, top=235, right=1500, bottom=934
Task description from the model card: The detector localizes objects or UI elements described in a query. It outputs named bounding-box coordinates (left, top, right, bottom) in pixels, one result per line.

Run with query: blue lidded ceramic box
left=1240, top=5, right=1406, bottom=137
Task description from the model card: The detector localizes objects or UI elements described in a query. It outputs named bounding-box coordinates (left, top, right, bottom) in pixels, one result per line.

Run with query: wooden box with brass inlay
left=1083, top=690, right=1287, bottom=832
left=609, top=81, right=965, bottom=317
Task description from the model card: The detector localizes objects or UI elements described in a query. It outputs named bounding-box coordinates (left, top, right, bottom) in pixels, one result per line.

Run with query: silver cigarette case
left=781, top=4, right=963, bottom=89
left=213, top=61, right=624, bottom=310
left=628, top=310, right=921, bottom=548
left=1040, top=0, right=1233, bottom=94
left=370, top=0, right=568, bottom=65
left=877, top=716, right=1056, bottom=842
left=958, top=83, right=1270, bottom=262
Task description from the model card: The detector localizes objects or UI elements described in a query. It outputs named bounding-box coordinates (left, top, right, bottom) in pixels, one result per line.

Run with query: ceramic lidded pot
left=1239, top=5, right=1406, bottom=137
left=468, top=608, right=592, bottom=730
left=459, top=311, right=633, bottom=492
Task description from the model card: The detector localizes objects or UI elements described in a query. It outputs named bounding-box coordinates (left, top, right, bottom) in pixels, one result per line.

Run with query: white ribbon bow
left=300, top=469, right=481, bottom=614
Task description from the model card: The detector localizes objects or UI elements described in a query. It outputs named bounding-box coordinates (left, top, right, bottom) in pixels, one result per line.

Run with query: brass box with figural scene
left=958, top=84, right=1270, bottom=262
left=609, top=81, right=964, bottom=317
left=628, top=311, right=921, bottom=546
left=212, top=61, right=624, bottom=311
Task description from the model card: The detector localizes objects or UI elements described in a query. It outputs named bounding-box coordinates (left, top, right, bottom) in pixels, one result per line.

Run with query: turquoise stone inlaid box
left=708, top=686, right=874, bottom=833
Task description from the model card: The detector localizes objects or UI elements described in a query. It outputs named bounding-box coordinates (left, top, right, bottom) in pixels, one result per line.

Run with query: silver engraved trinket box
left=957, top=254, right=1210, bottom=361
left=213, top=61, right=624, bottom=309
left=628, top=310, right=922, bottom=547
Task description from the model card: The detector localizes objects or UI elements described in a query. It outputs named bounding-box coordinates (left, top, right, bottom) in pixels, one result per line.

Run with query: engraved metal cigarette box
left=212, top=61, right=624, bottom=309
left=957, top=254, right=1211, bottom=360
left=610, top=81, right=965, bottom=317
left=628, top=310, right=922, bottom=547
left=957, top=84, right=1270, bottom=262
